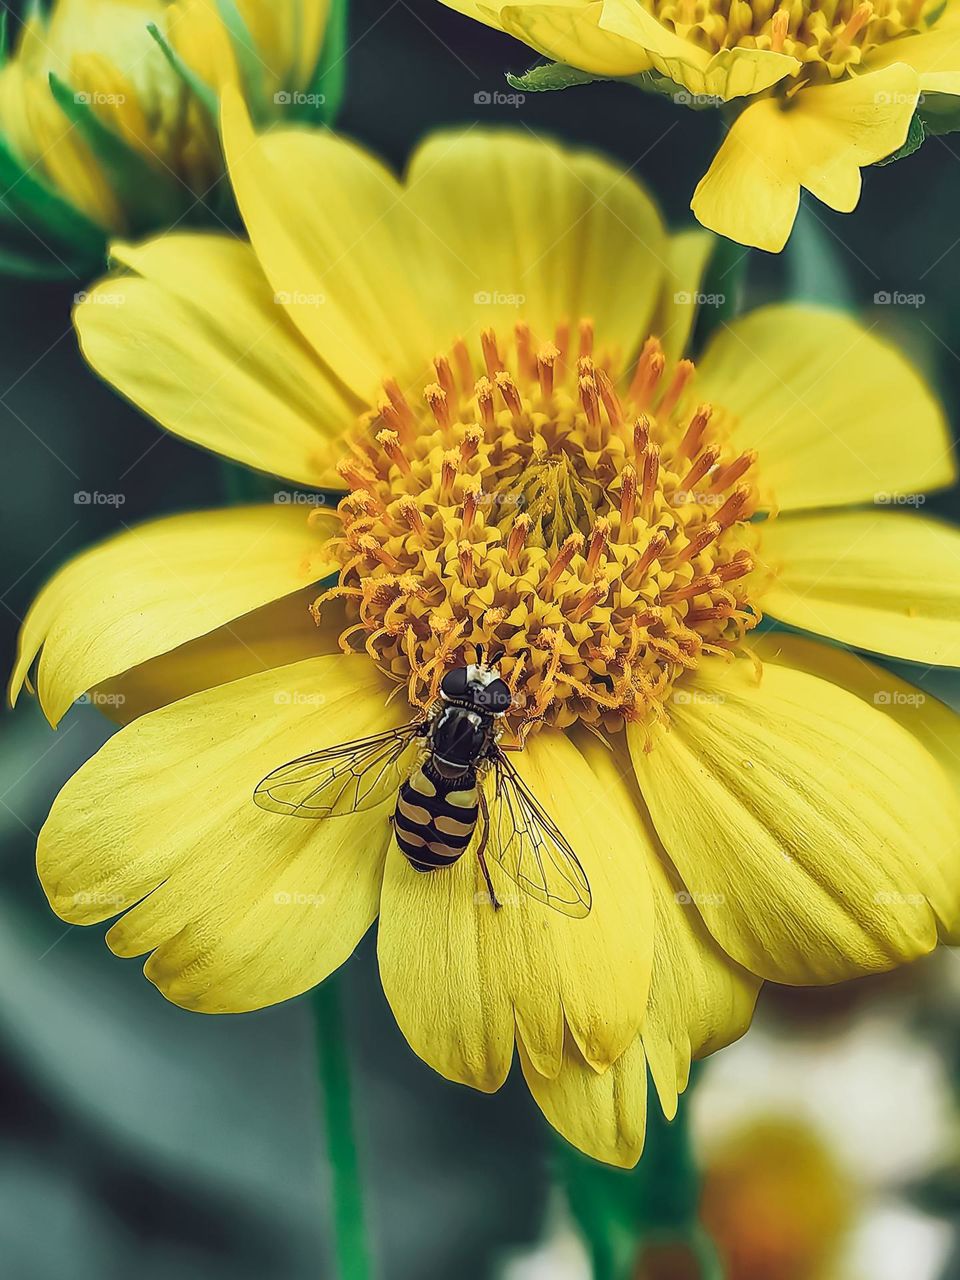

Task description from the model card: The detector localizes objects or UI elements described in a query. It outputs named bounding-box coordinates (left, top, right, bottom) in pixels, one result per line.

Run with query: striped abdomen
left=394, top=763, right=479, bottom=872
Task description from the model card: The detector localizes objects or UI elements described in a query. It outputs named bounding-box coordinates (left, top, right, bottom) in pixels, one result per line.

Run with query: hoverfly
left=253, top=653, right=591, bottom=916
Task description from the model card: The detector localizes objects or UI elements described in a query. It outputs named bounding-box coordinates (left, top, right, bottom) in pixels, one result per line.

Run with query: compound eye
left=440, top=666, right=469, bottom=699
left=479, top=677, right=512, bottom=713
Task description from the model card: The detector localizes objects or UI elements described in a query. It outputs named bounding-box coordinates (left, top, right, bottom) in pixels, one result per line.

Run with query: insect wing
left=484, top=752, right=592, bottom=917
left=254, top=724, right=422, bottom=819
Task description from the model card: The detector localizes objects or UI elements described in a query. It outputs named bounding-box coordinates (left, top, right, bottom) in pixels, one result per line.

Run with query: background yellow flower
left=437, top=0, right=960, bottom=250
left=0, top=0, right=341, bottom=271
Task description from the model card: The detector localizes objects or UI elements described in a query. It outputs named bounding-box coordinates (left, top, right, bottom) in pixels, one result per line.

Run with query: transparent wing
left=254, top=724, right=424, bottom=819
left=483, top=752, right=592, bottom=917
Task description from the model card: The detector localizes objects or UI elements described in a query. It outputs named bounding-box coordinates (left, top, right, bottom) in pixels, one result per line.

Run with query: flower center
left=645, top=0, right=931, bottom=77
left=318, top=322, right=765, bottom=736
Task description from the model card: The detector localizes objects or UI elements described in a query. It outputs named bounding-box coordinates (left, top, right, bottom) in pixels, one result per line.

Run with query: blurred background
left=3, top=1, right=960, bottom=1276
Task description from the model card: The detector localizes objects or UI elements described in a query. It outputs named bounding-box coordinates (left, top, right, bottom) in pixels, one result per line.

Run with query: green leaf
left=506, top=61, right=607, bottom=93
left=304, top=0, right=349, bottom=126
left=146, top=22, right=220, bottom=120
left=47, top=74, right=184, bottom=232
left=876, top=111, right=925, bottom=166
left=0, top=10, right=9, bottom=64
left=917, top=89, right=960, bottom=137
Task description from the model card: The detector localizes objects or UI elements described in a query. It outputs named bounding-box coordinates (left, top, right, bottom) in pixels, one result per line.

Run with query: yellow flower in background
left=10, top=95, right=960, bottom=1166
left=437, top=0, right=960, bottom=251
left=0, top=0, right=337, bottom=246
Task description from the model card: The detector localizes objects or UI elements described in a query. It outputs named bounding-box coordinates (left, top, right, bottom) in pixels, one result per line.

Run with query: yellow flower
left=0, top=0, right=334, bottom=236
left=437, top=0, right=960, bottom=251
left=11, top=95, right=960, bottom=1167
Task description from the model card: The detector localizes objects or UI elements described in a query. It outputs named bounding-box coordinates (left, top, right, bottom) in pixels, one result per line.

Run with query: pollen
left=316, top=323, right=767, bottom=735
left=645, top=0, right=935, bottom=78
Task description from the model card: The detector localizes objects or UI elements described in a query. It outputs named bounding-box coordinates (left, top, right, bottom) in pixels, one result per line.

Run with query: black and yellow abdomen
left=394, top=762, right=479, bottom=872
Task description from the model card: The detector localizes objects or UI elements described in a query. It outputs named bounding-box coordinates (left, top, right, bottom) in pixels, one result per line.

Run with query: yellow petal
left=500, top=0, right=653, bottom=75
left=600, top=0, right=799, bottom=97
left=866, top=22, right=960, bottom=95
left=97, top=587, right=345, bottom=724
left=10, top=505, right=338, bottom=726
left=629, top=656, right=959, bottom=983
left=38, top=655, right=401, bottom=1012
left=696, top=304, right=956, bottom=511
left=403, top=131, right=668, bottom=370
left=167, top=0, right=242, bottom=92
left=749, top=631, right=960, bottom=796
left=520, top=1031, right=648, bottom=1168
left=760, top=510, right=960, bottom=666
left=76, top=236, right=358, bottom=485
left=692, top=64, right=919, bottom=252
left=650, top=228, right=715, bottom=364
left=377, top=729, right=654, bottom=1092
left=573, top=732, right=761, bottom=1118
left=221, top=87, right=436, bottom=399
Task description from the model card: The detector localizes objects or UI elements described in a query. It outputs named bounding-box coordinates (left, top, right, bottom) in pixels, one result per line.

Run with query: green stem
left=693, top=233, right=751, bottom=352
left=554, top=1070, right=719, bottom=1279
left=314, top=976, right=373, bottom=1280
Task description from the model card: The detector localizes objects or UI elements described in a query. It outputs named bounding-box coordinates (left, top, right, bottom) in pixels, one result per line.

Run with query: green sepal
left=214, top=0, right=271, bottom=121
left=624, top=68, right=708, bottom=105
left=301, top=0, right=349, bottom=126
left=875, top=91, right=960, bottom=167
left=47, top=73, right=184, bottom=232
left=876, top=111, right=926, bottom=166
left=146, top=22, right=219, bottom=121
left=506, top=60, right=608, bottom=93
left=0, top=132, right=107, bottom=277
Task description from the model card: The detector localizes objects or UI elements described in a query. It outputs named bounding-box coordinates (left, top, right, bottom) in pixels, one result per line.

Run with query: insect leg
left=475, top=787, right=501, bottom=911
